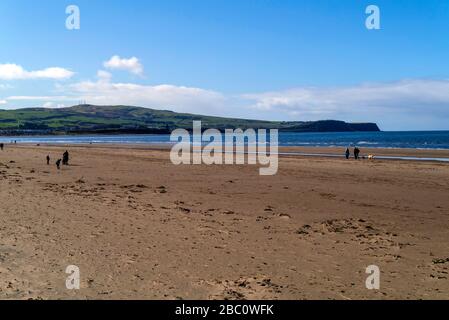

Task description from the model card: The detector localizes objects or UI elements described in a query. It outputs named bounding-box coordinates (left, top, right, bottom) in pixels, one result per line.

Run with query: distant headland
left=0, top=104, right=380, bottom=135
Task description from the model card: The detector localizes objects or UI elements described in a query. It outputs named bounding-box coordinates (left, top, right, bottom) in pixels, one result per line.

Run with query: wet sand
left=0, top=144, right=448, bottom=299
left=280, top=146, right=449, bottom=159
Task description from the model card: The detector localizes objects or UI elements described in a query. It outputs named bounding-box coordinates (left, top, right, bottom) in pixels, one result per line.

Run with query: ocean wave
left=356, top=141, right=379, bottom=145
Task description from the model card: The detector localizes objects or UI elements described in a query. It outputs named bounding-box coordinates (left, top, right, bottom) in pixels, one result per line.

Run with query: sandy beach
left=0, top=144, right=448, bottom=300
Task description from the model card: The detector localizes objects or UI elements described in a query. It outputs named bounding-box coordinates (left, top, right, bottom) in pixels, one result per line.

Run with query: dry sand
left=0, top=144, right=448, bottom=300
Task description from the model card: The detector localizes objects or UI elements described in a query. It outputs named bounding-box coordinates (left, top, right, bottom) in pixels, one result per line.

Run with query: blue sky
left=1, top=0, right=449, bottom=130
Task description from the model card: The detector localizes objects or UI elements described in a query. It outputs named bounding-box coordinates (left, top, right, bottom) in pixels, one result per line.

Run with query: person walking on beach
left=0, top=143, right=4, bottom=151
left=354, top=147, right=360, bottom=160
left=345, top=148, right=350, bottom=160
left=62, top=150, right=69, bottom=166
left=56, top=159, right=62, bottom=170
left=46, top=155, right=50, bottom=165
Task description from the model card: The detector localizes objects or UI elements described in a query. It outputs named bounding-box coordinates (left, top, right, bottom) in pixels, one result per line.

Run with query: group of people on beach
left=345, top=147, right=361, bottom=160
left=1, top=143, right=70, bottom=169
left=47, top=150, right=70, bottom=169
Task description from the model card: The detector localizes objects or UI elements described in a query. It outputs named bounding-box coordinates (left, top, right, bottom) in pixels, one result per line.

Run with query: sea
left=1, top=131, right=449, bottom=150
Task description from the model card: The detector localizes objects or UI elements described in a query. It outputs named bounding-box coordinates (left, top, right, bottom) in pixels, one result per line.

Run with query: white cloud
left=0, top=64, right=74, bottom=80
left=7, top=95, right=72, bottom=101
left=42, top=102, right=66, bottom=109
left=97, top=70, right=112, bottom=82
left=103, top=56, right=143, bottom=75
left=63, top=78, right=226, bottom=114
left=242, top=79, right=449, bottom=122
left=0, top=100, right=7, bottom=105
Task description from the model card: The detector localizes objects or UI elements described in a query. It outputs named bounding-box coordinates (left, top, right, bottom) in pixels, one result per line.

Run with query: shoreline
left=8, top=143, right=449, bottom=163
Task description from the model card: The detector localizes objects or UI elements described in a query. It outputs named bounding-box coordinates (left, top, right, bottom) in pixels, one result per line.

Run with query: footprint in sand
left=206, top=276, right=284, bottom=300
left=430, top=258, right=449, bottom=280
left=295, top=218, right=409, bottom=256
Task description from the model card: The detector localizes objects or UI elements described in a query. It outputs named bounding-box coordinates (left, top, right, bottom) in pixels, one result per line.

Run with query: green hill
left=0, top=104, right=380, bottom=135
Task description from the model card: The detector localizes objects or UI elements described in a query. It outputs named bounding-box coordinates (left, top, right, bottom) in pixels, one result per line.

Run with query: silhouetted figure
left=62, top=150, right=69, bottom=165
left=46, top=155, right=50, bottom=165
left=56, top=159, right=62, bottom=170
left=354, top=147, right=360, bottom=160
left=0, top=143, right=4, bottom=151
left=345, top=148, right=350, bottom=160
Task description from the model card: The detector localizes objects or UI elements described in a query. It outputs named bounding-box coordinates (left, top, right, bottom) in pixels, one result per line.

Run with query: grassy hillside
left=0, top=105, right=380, bottom=134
